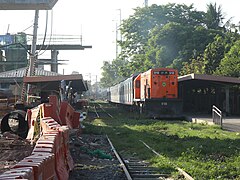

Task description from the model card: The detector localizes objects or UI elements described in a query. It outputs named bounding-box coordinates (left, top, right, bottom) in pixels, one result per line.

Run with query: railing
left=27, top=34, right=83, bottom=45
left=212, top=105, right=223, bottom=128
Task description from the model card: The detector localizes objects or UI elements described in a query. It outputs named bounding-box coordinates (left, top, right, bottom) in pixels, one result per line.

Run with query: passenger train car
left=109, top=76, right=136, bottom=105
left=108, top=68, right=182, bottom=117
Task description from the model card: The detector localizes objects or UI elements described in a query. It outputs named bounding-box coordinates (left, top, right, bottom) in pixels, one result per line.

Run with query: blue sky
left=0, top=0, right=239, bottom=82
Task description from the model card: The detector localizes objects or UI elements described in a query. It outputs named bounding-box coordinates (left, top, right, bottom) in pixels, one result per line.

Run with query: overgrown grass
left=83, top=102, right=240, bottom=179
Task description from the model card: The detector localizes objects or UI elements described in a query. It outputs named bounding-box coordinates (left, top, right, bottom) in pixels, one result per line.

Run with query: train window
left=172, top=82, right=175, bottom=85
left=135, top=80, right=140, bottom=88
left=154, top=71, right=176, bottom=75
left=160, top=71, right=169, bottom=75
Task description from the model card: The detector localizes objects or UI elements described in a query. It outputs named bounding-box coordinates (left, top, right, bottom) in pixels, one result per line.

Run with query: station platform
left=186, top=114, right=240, bottom=132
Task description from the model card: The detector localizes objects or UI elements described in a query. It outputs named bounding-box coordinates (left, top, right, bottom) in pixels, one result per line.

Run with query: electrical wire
left=21, top=24, right=34, bottom=32
left=37, top=9, right=54, bottom=57
left=37, top=10, right=48, bottom=54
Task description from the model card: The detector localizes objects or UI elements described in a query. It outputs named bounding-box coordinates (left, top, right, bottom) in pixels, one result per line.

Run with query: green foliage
left=181, top=56, right=205, bottom=75
left=205, top=3, right=224, bottom=30
left=100, top=2, right=240, bottom=87
left=216, top=40, right=240, bottom=77
left=202, top=34, right=226, bottom=74
left=100, top=59, right=127, bottom=88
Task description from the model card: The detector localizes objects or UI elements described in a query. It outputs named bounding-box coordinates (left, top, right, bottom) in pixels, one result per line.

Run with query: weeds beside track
left=84, top=101, right=240, bottom=179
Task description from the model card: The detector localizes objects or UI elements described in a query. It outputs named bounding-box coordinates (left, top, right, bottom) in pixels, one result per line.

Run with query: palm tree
left=205, top=3, right=224, bottom=29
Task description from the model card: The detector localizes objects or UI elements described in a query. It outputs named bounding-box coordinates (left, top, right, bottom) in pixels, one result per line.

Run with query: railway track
left=90, top=102, right=113, bottom=119
left=87, top=103, right=194, bottom=179
left=107, top=136, right=194, bottom=180
left=107, top=136, right=172, bottom=180
left=124, top=157, right=170, bottom=180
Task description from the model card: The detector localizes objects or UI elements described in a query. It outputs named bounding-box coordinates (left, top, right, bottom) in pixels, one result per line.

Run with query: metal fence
left=212, top=105, right=223, bottom=128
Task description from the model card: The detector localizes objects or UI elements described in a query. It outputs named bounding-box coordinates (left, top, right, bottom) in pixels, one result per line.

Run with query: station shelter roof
left=178, top=73, right=240, bottom=85
left=23, top=74, right=88, bottom=92
left=0, top=67, right=88, bottom=92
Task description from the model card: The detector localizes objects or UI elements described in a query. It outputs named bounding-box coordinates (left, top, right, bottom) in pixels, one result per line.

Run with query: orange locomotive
left=108, top=68, right=182, bottom=117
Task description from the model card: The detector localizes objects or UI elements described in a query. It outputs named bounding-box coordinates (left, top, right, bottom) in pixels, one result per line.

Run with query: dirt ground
left=0, top=125, right=126, bottom=179
left=0, top=132, right=34, bottom=174
left=69, top=130, right=127, bottom=180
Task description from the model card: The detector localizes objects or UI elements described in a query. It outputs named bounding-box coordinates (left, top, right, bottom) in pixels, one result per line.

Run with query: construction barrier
left=24, top=153, right=55, bottom=180
left=59, top=126, right=74, bottom=171
left=59, top=101, right=80, bottom=128
left=0, top=99, right=81, bottom=179
left=49, top=95, right=61, bottom=124
left=14, top=158, right=44, bottom=180
left=0, top=167, right=34, bottom=180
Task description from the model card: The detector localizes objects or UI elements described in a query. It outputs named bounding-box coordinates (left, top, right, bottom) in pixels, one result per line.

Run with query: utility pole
left=115, top=22, right=118, bottom=59
left=28, top=10, right=39, bottom=77
left=26, top=10, right=39, bottom=103
left=115, top=9, right=122, bottom=59
left=117, top=9, right=122, bottom=42
left=145, top=0, right=148, bottom=7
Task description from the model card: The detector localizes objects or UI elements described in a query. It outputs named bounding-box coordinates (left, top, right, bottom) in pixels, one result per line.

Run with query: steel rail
left=93, top=105, right=99, bottom=118
left=106, top=135, right=132, bottom=180
left=139, top=140, right=194, bottom=180
left=98, top=103, right=114, bottom=118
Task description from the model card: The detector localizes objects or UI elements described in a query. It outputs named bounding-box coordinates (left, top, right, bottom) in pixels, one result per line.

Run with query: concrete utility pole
left=28, top=10, right=39, bottom=77
left=26, top=9, right=39, bottom=103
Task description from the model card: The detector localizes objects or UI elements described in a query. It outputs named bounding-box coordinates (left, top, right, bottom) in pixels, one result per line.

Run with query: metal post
left=225, top=86, right=230, bottom=115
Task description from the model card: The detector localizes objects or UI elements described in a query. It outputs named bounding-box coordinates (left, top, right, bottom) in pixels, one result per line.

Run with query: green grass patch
left=83, top=102, right=240, bottom=179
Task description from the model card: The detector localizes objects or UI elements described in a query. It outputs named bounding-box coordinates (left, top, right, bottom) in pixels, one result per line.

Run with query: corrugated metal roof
left=0, top=67, right=60, bottom=78
left=178, top=73, right=240, bottom=84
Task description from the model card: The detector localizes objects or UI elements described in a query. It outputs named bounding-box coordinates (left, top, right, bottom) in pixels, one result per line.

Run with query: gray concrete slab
left=186, top=114, right=240, bottom=132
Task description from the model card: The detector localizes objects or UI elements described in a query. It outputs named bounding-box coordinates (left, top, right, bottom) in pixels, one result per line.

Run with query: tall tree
left=120, top=3, right=205, bottom=61
left=216, top=40, right=240, bottom=77
left=202, top=34, right=225, bottom=74
left=205, top=3, right=224, bottom=29
left=100, top=2, right=238, bottom=87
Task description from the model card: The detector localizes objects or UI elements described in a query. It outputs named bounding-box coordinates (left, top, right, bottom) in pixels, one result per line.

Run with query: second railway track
left=89, top=102, right=114, bottom=119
